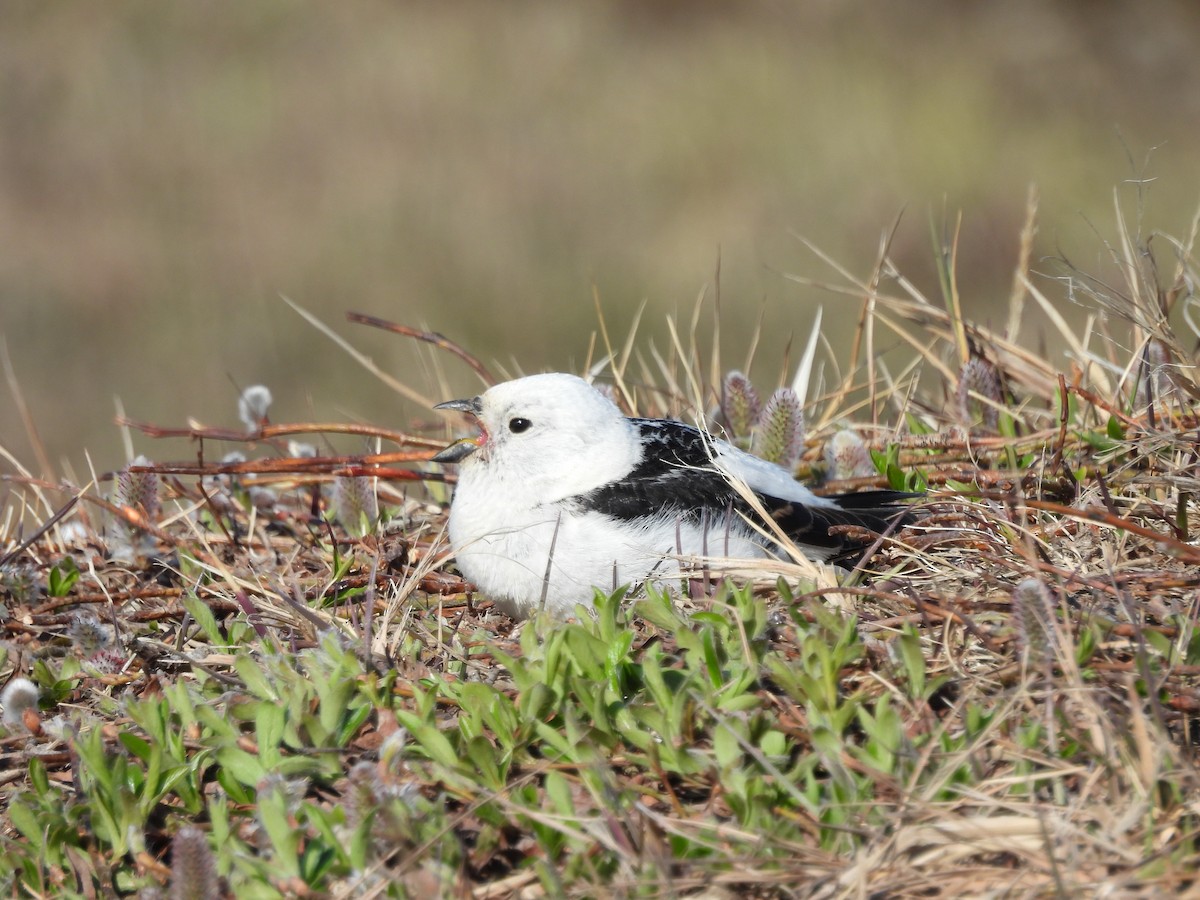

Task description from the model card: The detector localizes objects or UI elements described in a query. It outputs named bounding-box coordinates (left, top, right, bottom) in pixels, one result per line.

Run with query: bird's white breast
left=446, top=466, right=766, bottom=617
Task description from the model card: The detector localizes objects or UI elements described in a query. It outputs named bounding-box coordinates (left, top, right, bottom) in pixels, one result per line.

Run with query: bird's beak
left=434, top=398, right=483, bottom=415
left=432, top=396, right=485, bottom=463
left=431, top=438, right=480, bottom=463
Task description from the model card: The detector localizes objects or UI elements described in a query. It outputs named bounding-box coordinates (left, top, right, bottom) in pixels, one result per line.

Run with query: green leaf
left=206, top=792, right=232, bottom=857
left=713, top=719, right=743, bottom=769
left=700, top=628, right=723, bottom=689
left=465, top=735, right=504, bottom=790
left=118, top=731, right=153, bottom=764
left=905, top=467, right=929, bottom=492
left=518, top=681, right=556, bottom=725
left=1144, top=629, right=1174, bottom=661
left=299, top=841, right=337, bottom=884
left=256, top=702, right=286, bottom=766
left=1078, top=430, right=1119, bottom=453
left=394, top=710, right=462, bottom=773
left=47, top=558, right=80, bottom=598
left=904, top=412, right=935, bottom=436
left=1076, top=623, right=1099, bottom=664
left=543, top=770, right=575, bottom=817
left=302, top=802, right=349, bottom=866
left=73, top=727, right=116, bottom=796
left=897, top=628, right=926, bottom=699
left=86, top=786, right=128, bottom=854
left=235, top=656, right=280, bottom=702
left=715, top=667, right=759, bottom=711
left=639, top=647, right=675, bottom=713
left=998, top=411, right=1018, bottom=439
left=634, top=587, right=688, bottom=634
left=315, top=678, right=355, bottom=744
left=533, top=720, right=575, bottom=759
left=856, top=697, right=900, bottom=774
left=183, top=595, right=226, bottom=646
left=7, top=799, right=45, bottom=850
left=216, top=746, right=267, bottom=788
left=604, top=629, right=635, bottom=693
left=336, top=703, right=373, bottom=749
left=195, top=703, right=239, bottom=741
left=27, top=756, right=51, bottom=799
left=759, top=729, right=787, bottom=757
left=257, top=785, right=301, bottom=879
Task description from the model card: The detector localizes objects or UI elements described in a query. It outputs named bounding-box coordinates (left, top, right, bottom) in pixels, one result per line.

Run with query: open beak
left=432, top=397, right=484, bottom=463
left=431, top=438, right=479, bottom=463
left=434, top=398, right=482, bottom=415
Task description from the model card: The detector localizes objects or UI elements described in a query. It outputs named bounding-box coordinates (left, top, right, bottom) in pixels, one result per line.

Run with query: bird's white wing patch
left=713, top=443, right=837, bottom=508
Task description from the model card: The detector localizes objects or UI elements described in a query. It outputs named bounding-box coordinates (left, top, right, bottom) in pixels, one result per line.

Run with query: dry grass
left=2, top=194, right=1200, bottom=897
left=6, top=1, right=1200, bottom=471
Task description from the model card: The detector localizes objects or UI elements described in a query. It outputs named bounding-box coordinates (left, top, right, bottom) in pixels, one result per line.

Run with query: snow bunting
left=433, top=373, right=913, bottom=618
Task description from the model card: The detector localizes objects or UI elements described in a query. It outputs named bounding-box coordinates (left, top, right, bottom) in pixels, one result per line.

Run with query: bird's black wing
left=575, top=418, right=917, bottom=560
left=573, top=419, right=735, bottom=522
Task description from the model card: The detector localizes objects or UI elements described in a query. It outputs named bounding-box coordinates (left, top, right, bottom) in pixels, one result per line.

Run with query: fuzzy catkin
left=237, top=384, right=273, bottom=431
left=115, top=455, right=160, bottom=520
left=1011, top=578, right=1057, bottom=670
left=169, top=826, right=219, bottom=900
left=752, top=388, right=805, bottom=468
left=955, top=357, right=1001, bottom=432
left=0, top=678, right=38, bottom=730
left=825, top=428, right=876, bottom=480
left=721, top=370, right=761, bottom=441
left=332, top=475, right=379, bottom=537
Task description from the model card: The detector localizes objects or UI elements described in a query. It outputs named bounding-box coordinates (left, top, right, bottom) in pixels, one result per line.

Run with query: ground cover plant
left=2, top=192, right=1200, bottom=897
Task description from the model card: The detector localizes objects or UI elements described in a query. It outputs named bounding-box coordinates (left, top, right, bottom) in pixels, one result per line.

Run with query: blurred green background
left=2, top=0, right=1198, bottom=476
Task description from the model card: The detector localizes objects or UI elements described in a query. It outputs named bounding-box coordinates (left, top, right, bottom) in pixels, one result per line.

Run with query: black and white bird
left=432, top=373, right=913, bottom=618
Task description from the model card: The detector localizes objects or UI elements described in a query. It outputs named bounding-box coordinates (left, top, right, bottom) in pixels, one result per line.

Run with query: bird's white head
left=433, top=373, right=641, bottom=502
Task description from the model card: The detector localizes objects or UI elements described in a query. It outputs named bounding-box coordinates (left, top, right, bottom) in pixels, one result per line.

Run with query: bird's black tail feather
left=764, top=489, right=919, bottom=563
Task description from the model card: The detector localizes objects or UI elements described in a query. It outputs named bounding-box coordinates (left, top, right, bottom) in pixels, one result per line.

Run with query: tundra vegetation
left=2, top=196, right=1200, bottom=897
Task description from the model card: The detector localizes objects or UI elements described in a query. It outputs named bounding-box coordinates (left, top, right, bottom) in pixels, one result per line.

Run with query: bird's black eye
left=508, top=417, right=532, bottom=434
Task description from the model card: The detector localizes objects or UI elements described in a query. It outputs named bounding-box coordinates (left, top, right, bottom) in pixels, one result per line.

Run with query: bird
left=432, top=373, right=914, bottom=618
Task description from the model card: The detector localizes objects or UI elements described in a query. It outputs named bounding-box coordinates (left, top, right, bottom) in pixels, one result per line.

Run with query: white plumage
left=433, top=373, right=910, bottom=618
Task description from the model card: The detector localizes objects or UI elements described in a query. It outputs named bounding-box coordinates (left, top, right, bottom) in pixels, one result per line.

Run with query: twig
left=117, top=418, right=440, bottom=449
left=345, top=312, right=496, bottom=387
